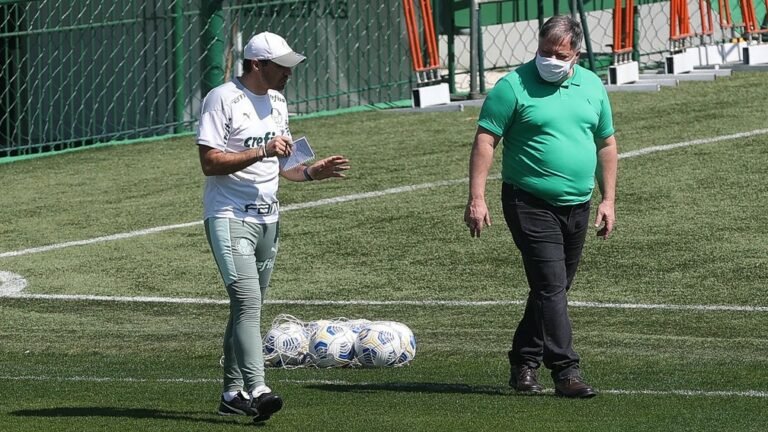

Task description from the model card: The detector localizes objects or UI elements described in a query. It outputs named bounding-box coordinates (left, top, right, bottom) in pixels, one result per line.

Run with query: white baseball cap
left=243, top=32, right=306, bottom=68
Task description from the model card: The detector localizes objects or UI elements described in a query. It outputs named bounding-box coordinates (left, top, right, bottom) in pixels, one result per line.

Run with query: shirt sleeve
left=197, top=93, right=231, bottom=150
left=477, top=79, right=517, bottom=137
left=594, top=86, right=615, bottom=140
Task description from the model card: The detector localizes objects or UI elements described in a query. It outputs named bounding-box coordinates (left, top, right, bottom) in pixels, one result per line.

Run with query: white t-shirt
left=197, top=78, right=291, bottom=224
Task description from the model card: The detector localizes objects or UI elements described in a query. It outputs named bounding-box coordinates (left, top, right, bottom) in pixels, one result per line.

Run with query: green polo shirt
left=478, top=61, right=614, bottom=206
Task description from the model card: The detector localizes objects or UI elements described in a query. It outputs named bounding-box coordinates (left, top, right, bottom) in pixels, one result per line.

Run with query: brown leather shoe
left=509, top=366, right=543, bottom=394
left=555, top=376, right=597, bottom=398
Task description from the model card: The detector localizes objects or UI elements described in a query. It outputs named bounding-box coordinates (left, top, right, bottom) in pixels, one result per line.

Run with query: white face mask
left=535, top=53, right=573, bottom=83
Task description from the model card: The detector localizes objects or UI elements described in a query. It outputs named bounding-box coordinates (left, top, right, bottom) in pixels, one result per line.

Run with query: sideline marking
left=0, top=375, right=765, bottom=398
left=617, top=128, right=768, bottom=159
left=2, top=293, right=767, bottom=313
left=0, top=179, right=467, bottom=260
left=2, top=127, right=767, bottom=260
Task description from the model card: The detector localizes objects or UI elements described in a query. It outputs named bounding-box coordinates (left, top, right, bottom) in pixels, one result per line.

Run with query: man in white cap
left=196, top=31, right=350, bottom=423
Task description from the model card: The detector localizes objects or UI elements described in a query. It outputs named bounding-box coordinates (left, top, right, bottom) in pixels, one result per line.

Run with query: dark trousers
left=501, top=182, right=590, bottom=381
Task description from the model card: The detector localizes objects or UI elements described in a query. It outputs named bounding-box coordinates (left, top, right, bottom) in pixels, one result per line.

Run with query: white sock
left=223, top=390, right=249, bottom=402
left=251, top=385, right=272, bottom=399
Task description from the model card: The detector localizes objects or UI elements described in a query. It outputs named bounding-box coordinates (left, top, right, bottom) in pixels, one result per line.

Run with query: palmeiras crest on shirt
left=270, top=108, right=286, bottom=132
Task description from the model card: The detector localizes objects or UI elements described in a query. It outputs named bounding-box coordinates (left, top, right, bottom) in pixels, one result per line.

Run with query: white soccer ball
left=309, top=323, right=357, bottom=367
left=304, top=319, right=332, bottom=340
left=344, top=319, right=372, bottom=335
left=354, top=323, right=404, bottom=367
left=385, top=321, right=417, bottom=365
left=263, top=322, right=308, bottom=366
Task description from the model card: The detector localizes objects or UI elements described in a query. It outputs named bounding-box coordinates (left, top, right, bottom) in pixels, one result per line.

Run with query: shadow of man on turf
left=306, top=381, right=524, bottom=396
left=11, top=407, right=256, bottom=427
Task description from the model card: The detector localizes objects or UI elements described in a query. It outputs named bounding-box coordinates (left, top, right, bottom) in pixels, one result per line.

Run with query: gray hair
left=539, top=15, right=583, bottom=52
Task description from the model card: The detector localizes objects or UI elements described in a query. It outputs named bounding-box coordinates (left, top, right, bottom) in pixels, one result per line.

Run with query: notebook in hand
left=278, top=136, right=316, bottom=171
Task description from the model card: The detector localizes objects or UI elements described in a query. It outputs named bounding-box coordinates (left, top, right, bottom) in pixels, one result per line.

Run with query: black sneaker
left=218, top=390, right=257, bottom=416
left=251, top=390, right=284, bottom=423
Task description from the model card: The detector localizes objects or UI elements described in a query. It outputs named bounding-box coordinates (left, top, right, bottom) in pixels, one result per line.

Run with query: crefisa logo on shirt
left=244, top=132, right=276, bottom=148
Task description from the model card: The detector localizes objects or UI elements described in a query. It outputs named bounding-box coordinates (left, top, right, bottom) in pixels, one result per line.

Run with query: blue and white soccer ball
left=309, top=323, right=357, bottom=367
left=263, top=322, right=308, bottom=367
left=385, top=321, right=417, bottom=365
left=345, top=319, right=372, bottom=335
left=304, top=319, right=332, bottom=340
left=354, top=323, right=404, bottom=367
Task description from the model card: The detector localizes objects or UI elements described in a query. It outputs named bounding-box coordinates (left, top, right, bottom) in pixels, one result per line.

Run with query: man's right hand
left=265, top=136, right=293, bottom=158
left=464, top=198, right=492, bottom=238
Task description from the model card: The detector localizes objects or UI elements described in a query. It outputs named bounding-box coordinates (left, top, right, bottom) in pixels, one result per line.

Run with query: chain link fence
left=440, top=0, right=766, bottom=92
left=0, top=0, right=412, bottom=160
left=1, top=1, right=200, bottom=157
left=1, top=0, right=766, bottom=160
left=227, top=1, right=412, bottom=113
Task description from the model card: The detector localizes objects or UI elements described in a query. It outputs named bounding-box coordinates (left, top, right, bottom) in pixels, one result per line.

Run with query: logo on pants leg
left=236, top=238, right=255, bottom=255
left=257, top=258, right=275, bottom=272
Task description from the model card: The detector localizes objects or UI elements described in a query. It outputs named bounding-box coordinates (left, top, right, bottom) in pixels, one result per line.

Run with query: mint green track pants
left=204, top=217, right=279, bottom=393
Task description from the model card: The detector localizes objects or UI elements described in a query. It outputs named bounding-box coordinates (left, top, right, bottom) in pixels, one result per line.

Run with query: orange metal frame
left=717, top=0, right=734, bottom=30
left=670, top=0, right=694, bottom=41
left=740, top=0, right=758, bottom=33
left=739, top=0, right=768, bottom=34
left=697, top=0, right=715, bottom=36
left=670, top=0, right=767, bottom=43
left=613, top=0, right=635, bottom=54
left=403, top=0, right=440, bottom=73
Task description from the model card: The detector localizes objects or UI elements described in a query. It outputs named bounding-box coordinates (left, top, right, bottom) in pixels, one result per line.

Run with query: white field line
left=3, top=128, right=768, bottom=311
left=617, top=128, right=768, bottom=159
left=0, top=222, right=203, bottom=259
left=0, top=180, right=468, bottom=260
left=597, top=389, right=768, bottom=398
left=0, top=375, right=765, bottom=398
left=0, top=375, right=219, bottom=384
left=2, top=127, right=768, bottom=261
left=3, top=293, right=768, bottom=313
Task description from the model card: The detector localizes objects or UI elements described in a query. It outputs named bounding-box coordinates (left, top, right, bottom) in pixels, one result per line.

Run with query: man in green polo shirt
left=464, top=15, right=617, bottom=398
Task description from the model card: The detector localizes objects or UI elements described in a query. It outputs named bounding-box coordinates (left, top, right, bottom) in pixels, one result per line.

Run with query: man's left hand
left=594, top=200, right=615, bottom=239
left=307, top=156, right=350, bottom=180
